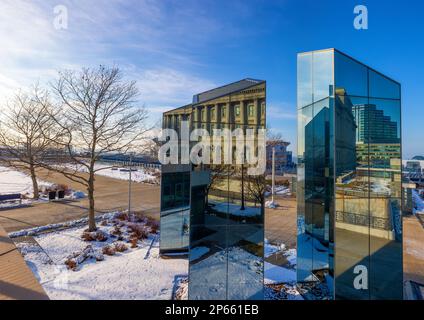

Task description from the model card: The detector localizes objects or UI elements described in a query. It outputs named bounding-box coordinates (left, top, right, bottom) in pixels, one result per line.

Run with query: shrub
left=82, top=230, right=108, bottom=242
left=114, top=242, right=128, bottom=253
left=102, top=245, right=116, bottom=256
left=100, top=220, right=108, bottom=227
left=128, top=224, right=148, bottom=240
left=110, top=226, right=122, bottom=237
left=129, top=237, right=138, bottom=248
left=115, top=212, right=129, bottom=221
left=64, top=259, right=77, bottom=271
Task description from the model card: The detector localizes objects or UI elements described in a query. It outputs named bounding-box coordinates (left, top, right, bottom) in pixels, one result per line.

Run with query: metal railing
left=336, top=211, right=392, bottom=230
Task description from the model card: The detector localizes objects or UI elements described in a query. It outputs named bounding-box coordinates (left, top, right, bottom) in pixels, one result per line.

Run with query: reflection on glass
left=188, top=81, right=266, bottom=300
left=298, top=49, right=403, bottom=300
left=160, top=171, right=190, bottom=253
left=297, top=51, right=334, bottom=296
left=333, top=51, right=403, bottom=300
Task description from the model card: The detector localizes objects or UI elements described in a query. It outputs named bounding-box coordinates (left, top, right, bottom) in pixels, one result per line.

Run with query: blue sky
left=0, top=0, right=423, bottom=158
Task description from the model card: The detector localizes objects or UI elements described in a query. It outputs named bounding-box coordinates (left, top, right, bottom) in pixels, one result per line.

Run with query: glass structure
left=297, top=49, right=403, bottom=300
left=160, top=79, right=266, bottom=300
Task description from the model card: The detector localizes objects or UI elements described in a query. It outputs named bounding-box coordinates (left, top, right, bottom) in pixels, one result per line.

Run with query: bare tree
left=40, top=66, right=150, bottom=231
left=205, top=165, right=228, bottom=207
left=0, top=89, right=55, bottom=199
left=267, top=127, right=283, bottom=143
left=246, top=174, right=266, bottom=210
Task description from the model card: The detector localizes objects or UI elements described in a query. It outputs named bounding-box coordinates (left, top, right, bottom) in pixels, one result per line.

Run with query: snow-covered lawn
left=189, top=246, right=263, bottom=300
left=265, top=186, right=292, bottom=198
left=15, top=213, right=187, bottom=300
left=265, top=262, right=296, bottom=284
left=211, top=201, right=261, bottom=217
left=264, top=239, right=297, bottom=285
left=264, top=239, right=303, bottom=300
left=0, top=165, right=52, bottom=196
left=65, top=162, right=159, bottom=184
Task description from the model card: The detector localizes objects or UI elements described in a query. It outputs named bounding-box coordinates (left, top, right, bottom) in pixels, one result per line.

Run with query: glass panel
left=369, top=70, right=400, bottom=99
left=189, top=225, right=228, bottom=300
left=297, top=104, right=314, bottom=282
left=335, top=51, right=368, bottom=98
left=189, top=81, right=265, bottom=300
left=310, top=99, right=332, bottom=279
left=227, top=225, right=264, bottom=300
left=335, top=95, right=370, bottom=300
left=367, top=98, right=402, bottom=300
left=160, top=171, right=190, bottom=253
left=313, top=50, right=334, bottom=102
left=298, top=53, right=313, bottom=109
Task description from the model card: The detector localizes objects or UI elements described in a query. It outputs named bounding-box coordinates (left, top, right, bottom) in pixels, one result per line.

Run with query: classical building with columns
left=160, top=79, right=266, bottom=300
left=163, top=79, right=266, bottom=134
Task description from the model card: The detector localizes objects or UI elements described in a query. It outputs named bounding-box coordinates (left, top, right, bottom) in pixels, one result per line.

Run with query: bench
left=0, top=193, right=22, bottom=205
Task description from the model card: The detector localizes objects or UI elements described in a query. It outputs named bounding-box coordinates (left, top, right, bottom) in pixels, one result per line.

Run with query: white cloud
left=267, top=103, right=297, bottom=120
left=134, top=68, right=216, bottom=108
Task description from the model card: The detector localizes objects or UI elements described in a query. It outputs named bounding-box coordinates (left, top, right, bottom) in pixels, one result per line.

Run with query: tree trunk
left=87, top=175, right=97, bottom=231
left=29, top=164, right=39, bottom=200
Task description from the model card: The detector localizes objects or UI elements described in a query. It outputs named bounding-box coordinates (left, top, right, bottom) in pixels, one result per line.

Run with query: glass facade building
left=160, top=79, right=266, bottom=300
left=297, top=49, right=403, bottom=300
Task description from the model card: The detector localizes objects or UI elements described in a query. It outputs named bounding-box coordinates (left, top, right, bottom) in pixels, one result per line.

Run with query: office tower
left=297, top=49, right=403, bottom=300
left=266, top=140, right=294, bottom=174
left=160, top=79, right=266, bottom=300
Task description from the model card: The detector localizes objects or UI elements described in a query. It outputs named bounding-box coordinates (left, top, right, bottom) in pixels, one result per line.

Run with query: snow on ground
left=211, top=201, right=261, bottom=217
left=0, top=165, right=52, bottom=196
left=189, top=247, right=263, bottom=300
left=264, top=240, right=297, bottom=285
left=8, top=212, right=115, bottom=238
left=264, top=239, right=304, bottom=300
left=412, top=189, right=424, bottom=214
left=265, top=200, right=278, bottom=209
left=265, top=262, right=296, bottom=284
left=265, top=239, right=281, bottom=258
left=65, top=162, right=159, bottom=184
left=16, top=214, right=187, bottom=300
left=189, top=246, right=210, bottom=261
left=265, top=186, right=291, bottom=198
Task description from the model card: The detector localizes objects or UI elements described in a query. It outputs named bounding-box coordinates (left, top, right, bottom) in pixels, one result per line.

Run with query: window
left=235, top=105, right=240, bottom=116
left=248, top=104, right=254, bottom=117
left=221, top=107, right=226, bottom=118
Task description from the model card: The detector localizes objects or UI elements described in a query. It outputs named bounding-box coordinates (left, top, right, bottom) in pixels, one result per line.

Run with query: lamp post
left=128, top=153, right=133, bottom=214
left=272, top=147, right=275, bottom=204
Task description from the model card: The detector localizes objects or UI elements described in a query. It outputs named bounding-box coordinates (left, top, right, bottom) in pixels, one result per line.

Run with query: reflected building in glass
left=297, top=49, right=403, bottom=300
left=160, top=79, right=266, bottom=300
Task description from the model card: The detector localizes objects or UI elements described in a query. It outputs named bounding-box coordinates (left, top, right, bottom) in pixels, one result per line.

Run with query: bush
left=129, top=237, right=138, bottom=248
left=64, top=259, right=77, bottom=271
left=102, top=245, right=116, bottom=256
left=115, top=212, right=129, bottom=221
left=128, top=224, right=148, bottom=240
left=110, top=226, right=122, bottom=237
left=114, top=242, right=128, bottom=252
left=82, top=230, right=108, bottom=242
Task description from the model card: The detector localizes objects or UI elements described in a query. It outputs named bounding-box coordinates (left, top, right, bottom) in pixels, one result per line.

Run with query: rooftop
left=164, top=78, right=265, bottom=115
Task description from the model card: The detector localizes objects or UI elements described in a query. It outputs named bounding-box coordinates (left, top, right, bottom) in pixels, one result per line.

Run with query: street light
left=128, top=152, right=134, bottom=214
left=272, top=147, right=275, bottom=204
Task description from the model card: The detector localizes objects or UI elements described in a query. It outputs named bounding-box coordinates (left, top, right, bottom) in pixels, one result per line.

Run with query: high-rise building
left=266, top=140, right=294, bottom=174
left=160, top=79, right=266, bottom=300
left=297, top=49, right=403, bottom=300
